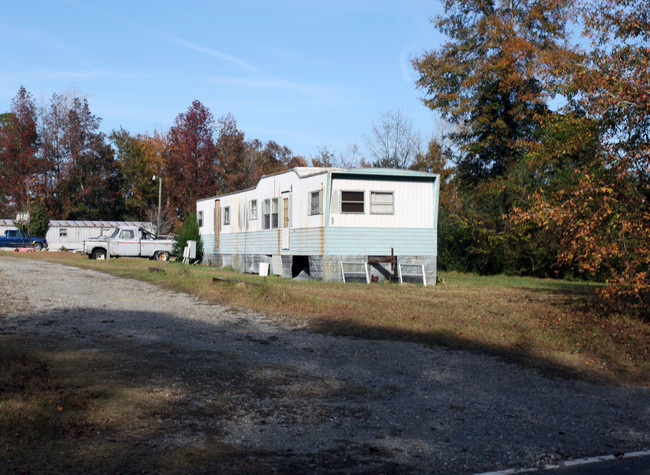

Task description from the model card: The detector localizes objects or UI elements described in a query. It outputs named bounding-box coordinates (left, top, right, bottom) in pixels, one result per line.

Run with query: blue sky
left=1, top=0, right=445, bottom=161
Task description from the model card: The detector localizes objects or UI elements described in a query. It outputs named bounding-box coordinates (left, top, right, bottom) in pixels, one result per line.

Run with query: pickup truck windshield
left=109, top=228, right=120, bottom=239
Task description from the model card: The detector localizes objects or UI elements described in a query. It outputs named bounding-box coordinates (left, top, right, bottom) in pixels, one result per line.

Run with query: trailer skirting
left=202, top=252, right=436, bottom=284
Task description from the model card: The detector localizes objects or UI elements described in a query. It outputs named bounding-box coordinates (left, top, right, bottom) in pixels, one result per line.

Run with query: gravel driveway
left=0, top=257, right=648, bottom=474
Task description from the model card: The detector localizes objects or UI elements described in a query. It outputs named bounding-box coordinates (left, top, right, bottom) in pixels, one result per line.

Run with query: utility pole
left=153, top=175, right=162, bottom=236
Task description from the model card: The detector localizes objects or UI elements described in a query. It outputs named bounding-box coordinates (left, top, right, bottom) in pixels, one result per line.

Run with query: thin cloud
left=161, top=33, right=261, bottom=74
left=400, top=47, right=417, bottom=85
left=203, top=75, right=342, bottom=102
left=156, top=31, right=346, bottom=103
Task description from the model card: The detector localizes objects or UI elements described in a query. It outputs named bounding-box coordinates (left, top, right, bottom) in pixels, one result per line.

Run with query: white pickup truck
left=83, top=226, right=174, bottom=262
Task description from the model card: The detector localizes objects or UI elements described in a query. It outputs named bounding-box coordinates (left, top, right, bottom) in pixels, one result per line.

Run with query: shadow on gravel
left=2, top=306, right=648, bottom=474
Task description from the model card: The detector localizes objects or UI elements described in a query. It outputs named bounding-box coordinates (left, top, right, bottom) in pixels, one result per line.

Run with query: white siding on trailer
left=197, top=170, right=329, bottom=255
left=329, top=178, right=434, bottom=229
left=197, top=198, right=216, bottom=237
left=291, top=173, right=327, bottom=230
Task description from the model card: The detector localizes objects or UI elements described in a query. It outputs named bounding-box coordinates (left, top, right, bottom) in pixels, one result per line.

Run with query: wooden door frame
left=214, top=199, right=221, bottom=250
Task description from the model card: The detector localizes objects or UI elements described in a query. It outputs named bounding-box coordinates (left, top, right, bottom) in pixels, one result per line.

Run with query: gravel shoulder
left=0, top=257, right=648, bottom=474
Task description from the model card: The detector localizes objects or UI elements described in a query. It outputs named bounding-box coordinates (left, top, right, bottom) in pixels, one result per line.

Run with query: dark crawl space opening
left=291, top=255, right=310, bottom=278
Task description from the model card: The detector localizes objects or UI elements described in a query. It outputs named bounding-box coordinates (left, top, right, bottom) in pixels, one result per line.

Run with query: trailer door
left=214, top=199, right=221, bottom=250
left=281, top=192, right=290, bottom=250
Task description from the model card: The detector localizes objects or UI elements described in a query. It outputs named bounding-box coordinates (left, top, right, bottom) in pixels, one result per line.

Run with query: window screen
left=310, top=190, right=322, bottom=215
left=263, top=198, right=279, bottom=229
left=370, top=191, right=394, bottom=215
left=272, top=198, right=279, bottom=228
left=249, top=200, right=258, bottom=220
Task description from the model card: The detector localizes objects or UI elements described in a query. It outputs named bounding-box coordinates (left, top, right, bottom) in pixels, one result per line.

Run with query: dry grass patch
left=5, top=251, right=649, bottom=384
left=0, top=334, right=279, bottom=473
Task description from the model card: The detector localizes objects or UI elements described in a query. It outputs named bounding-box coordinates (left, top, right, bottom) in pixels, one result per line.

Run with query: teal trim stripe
left=324, top=227, right=436, bottom=256
left=202, top=226, right=436, bottom=256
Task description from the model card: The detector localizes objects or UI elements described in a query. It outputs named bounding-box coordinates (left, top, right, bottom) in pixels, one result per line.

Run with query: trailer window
left=59, top=228, right=67, bottom=238
left=370, top=191, right=394, bottom=215
left=309, top=190, right=322, bottom=215
left=263, top=198, right=279, bottom=229
left=249, top=200, right=258, bottom=220
left=223, top=207, right=231, bottom=225
left=198, top=211, right=203, bottom=228
left=341, top=191, right=364, bottom=213
left=272, top=198, right=279, bottom=228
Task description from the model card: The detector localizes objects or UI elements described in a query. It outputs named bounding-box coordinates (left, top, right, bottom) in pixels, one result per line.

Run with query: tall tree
left=411, top=0, right=581, bottom=276
left=216, top=114, right=252, bottom=193
left=111, top=128, right=165, bottom=220
left=55, top=97, right=122, bottom=219
left=38, top=93, right=67, bottom=215
left=520, top=0, right=650, bottom=308
left=166, top=100, right=219, bottom=220
left=254, top=140, right=294, bottom=175
left=412, top=0, right=575, bottom=184
left=0, top=86, right=39, bottom=216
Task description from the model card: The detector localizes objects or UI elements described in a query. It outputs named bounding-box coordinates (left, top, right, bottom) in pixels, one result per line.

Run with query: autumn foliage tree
left=165, top=100, right=220, bottom=221
left=0, top=86, right=39, bottom=216
left=38, top=93, right=122, bottom=219
left=215, top=113, right=255, bottom=193
left=2, top=89, right=303, bottom=230
left=412, top=0, right=575, bottom=184
left=111, top=128, right=166, bottom=221
left=518, top=0, right=650, bottom=309
left=412, top=0, right=578, bottom=276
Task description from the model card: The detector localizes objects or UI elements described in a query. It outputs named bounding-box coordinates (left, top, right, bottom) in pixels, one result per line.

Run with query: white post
left=153, top=175, right=162, bottom=237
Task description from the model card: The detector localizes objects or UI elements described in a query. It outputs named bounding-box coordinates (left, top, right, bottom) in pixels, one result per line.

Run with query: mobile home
left=196, top=167, right=440, bottom=283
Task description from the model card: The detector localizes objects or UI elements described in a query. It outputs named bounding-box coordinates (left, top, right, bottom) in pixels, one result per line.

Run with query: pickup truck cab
left=0, top=229, right=48, bottom=251
left=83, top=226, right=174, bottom=262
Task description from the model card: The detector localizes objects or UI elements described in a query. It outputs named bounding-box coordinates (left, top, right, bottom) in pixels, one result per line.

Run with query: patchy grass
left=3, top=251, right=649, bottom=385
left=0, top=334, right=278, bottom=473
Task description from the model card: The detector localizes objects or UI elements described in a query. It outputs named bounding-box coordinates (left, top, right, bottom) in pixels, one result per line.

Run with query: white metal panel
left=329, top=177, right=434, bottom=228
left=197, top=169, right=328, bottom=244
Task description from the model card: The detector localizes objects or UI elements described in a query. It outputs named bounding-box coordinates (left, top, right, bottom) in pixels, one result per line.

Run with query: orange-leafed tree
left=412, top=0, right=577, bottom=186
left=521, top=0, right=649, bottom=309
left=412, top=0, right=579, bottom=275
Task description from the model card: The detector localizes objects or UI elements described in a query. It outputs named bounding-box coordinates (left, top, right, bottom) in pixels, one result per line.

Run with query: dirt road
left=1, top=257, right=648, bottom=473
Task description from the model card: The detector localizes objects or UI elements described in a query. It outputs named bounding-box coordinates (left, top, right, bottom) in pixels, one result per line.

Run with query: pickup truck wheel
left=92, top=249, right=107, bottom=260
left=32, top=242, right=43, bottom=252
left=155, top=251, right=170, bottom=262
